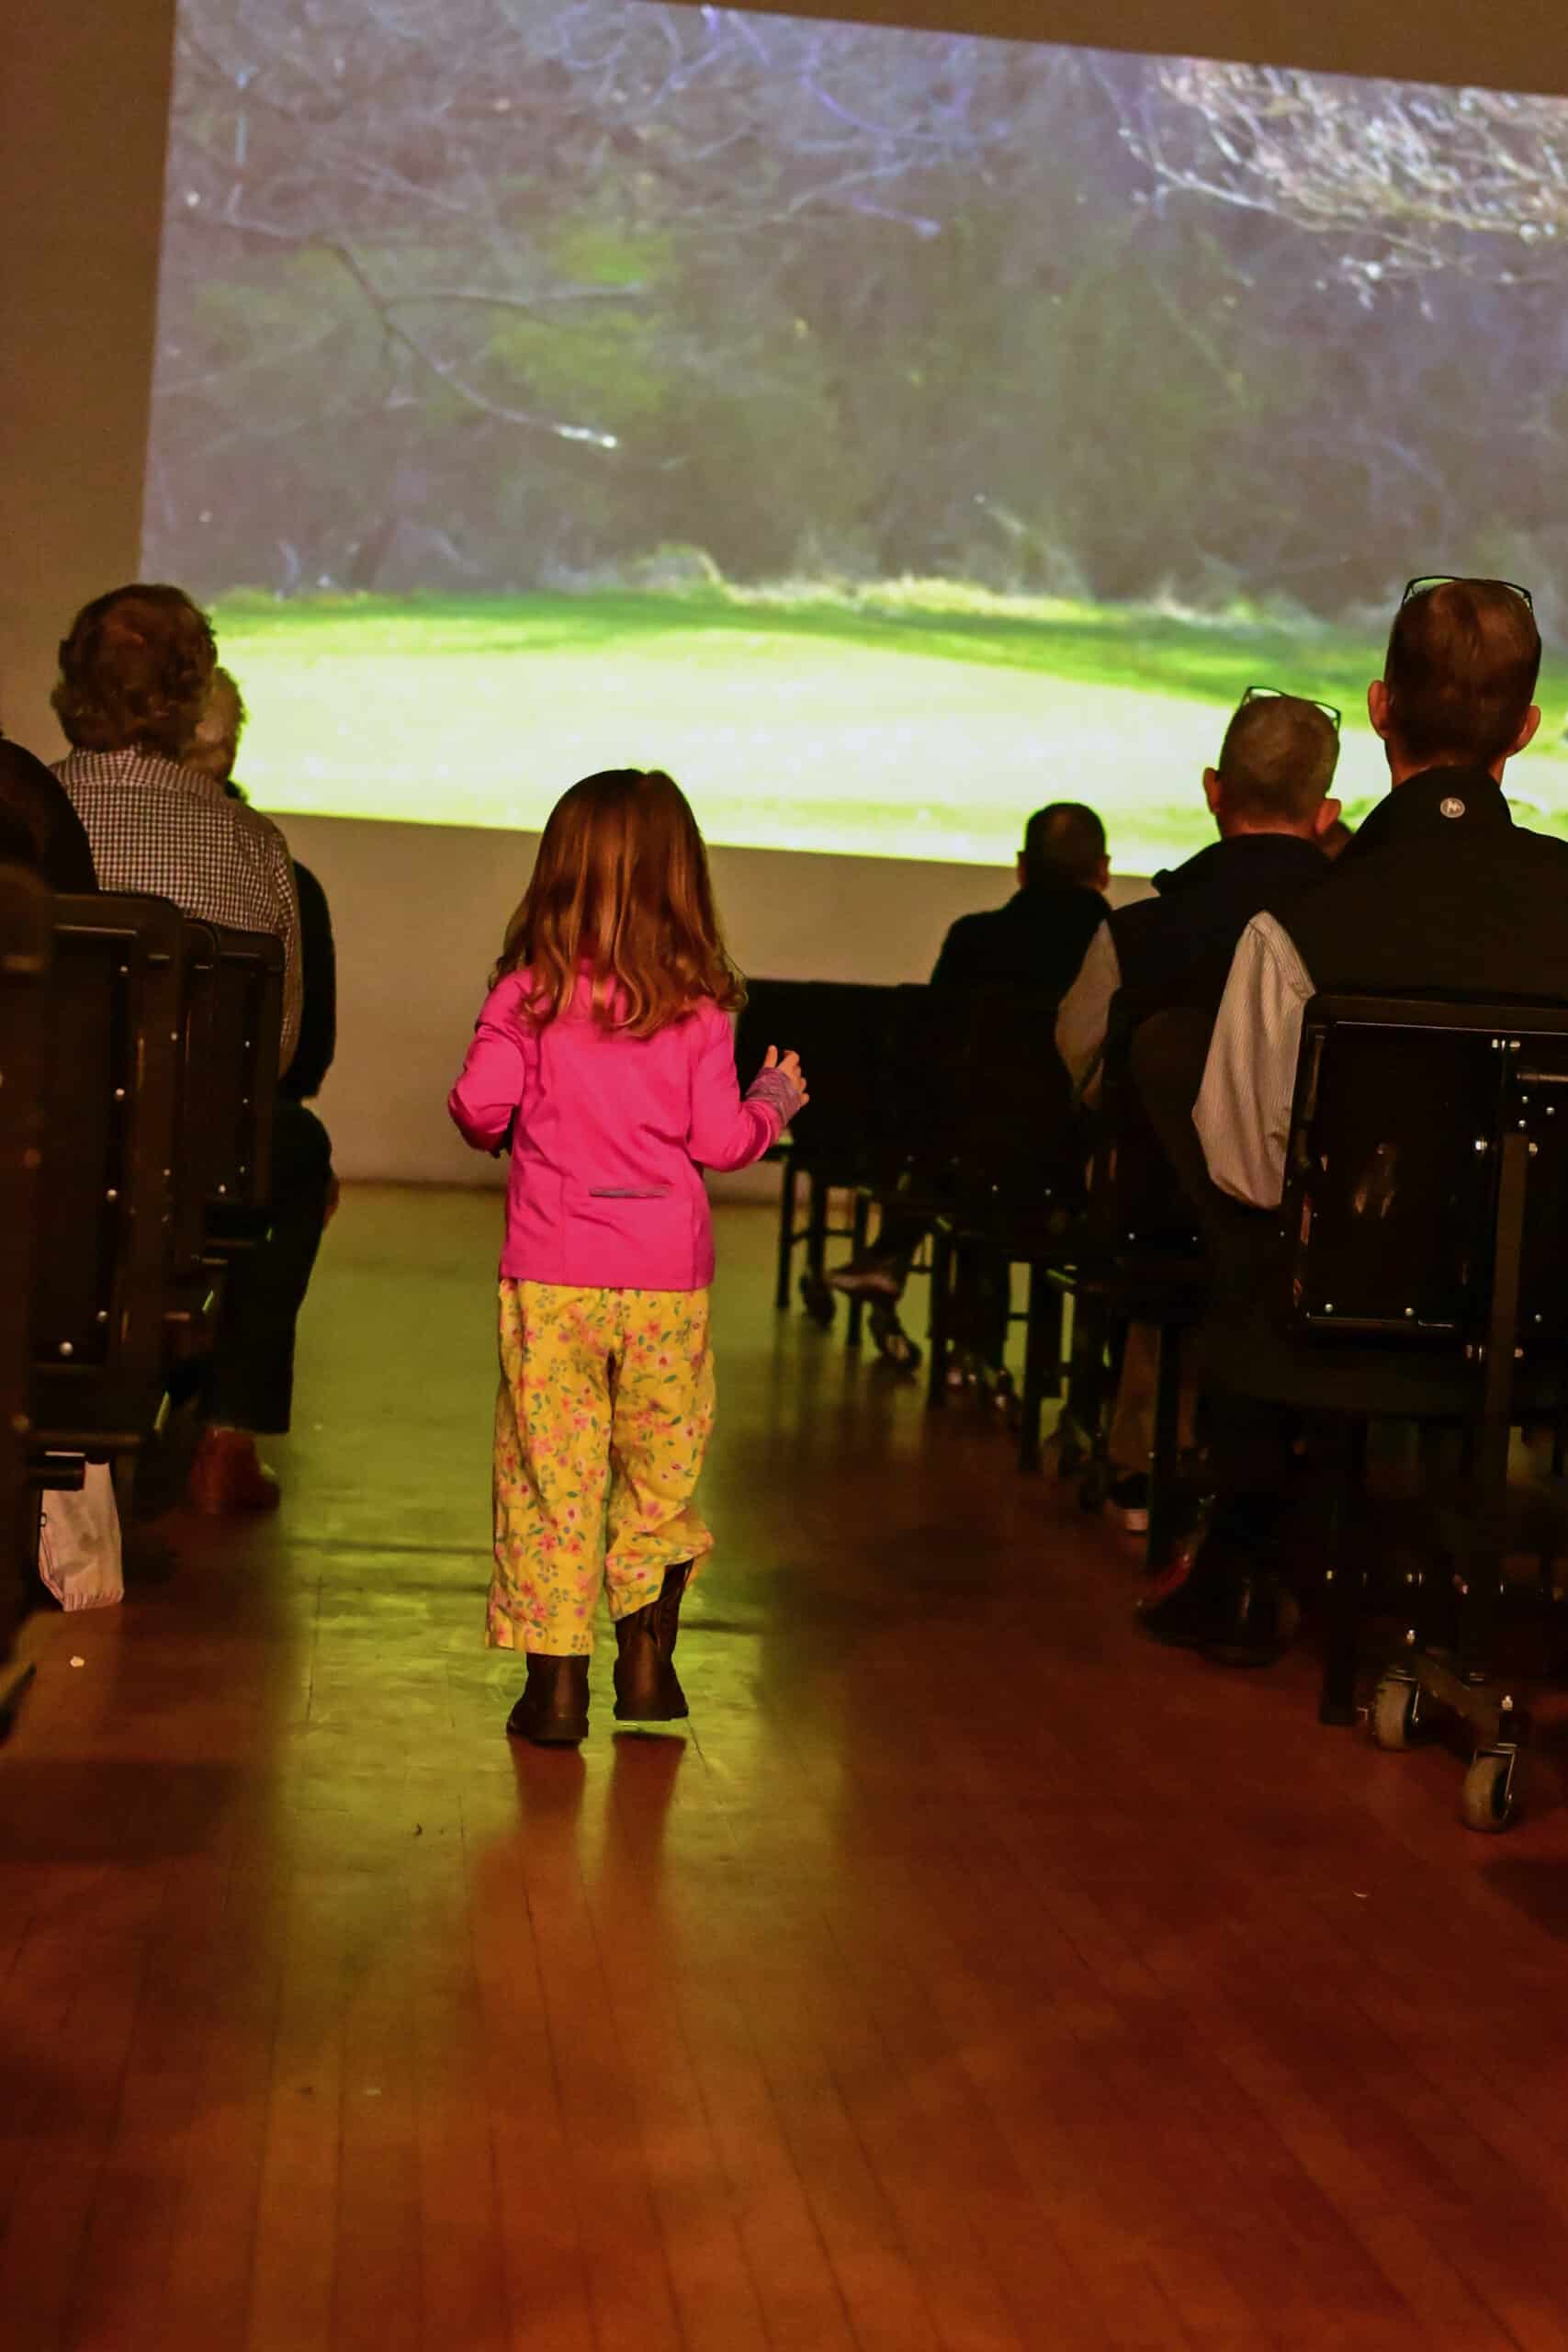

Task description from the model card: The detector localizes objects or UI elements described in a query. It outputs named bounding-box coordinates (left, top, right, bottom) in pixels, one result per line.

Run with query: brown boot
left=614, top=1565, right=691, bottom=1723
left=186, top=1429, right=281, bottom=1515
left=506, top=1654, right=590, bottom=1746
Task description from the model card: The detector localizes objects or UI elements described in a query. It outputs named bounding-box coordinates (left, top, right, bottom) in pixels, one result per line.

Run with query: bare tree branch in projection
left=146, top=1, right=1568, bottom=613
left=1140, top=64, right=1568, bottom=287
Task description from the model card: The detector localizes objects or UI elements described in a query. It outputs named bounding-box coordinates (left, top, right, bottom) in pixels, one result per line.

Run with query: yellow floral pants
left=489, top=1281, right=716, bottom=1656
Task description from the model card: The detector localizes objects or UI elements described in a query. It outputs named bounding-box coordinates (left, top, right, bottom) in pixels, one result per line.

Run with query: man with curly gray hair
left=51, top=584, right=301, bottom=1067
left=51, top=587, right=306, bottom=1520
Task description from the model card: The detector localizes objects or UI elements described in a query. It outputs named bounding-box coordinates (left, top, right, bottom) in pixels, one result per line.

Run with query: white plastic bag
left=39, top=1464, right=124, bottom=1611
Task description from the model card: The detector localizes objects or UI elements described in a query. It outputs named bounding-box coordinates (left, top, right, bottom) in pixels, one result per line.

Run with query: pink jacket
left=448, top=971, right=792, bottom=1289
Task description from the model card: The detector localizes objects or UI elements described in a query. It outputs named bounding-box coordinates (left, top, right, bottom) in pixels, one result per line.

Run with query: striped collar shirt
left=53, top=747, right=302, bottom=1070
left=1193, top=912, right=1314, bottom=1210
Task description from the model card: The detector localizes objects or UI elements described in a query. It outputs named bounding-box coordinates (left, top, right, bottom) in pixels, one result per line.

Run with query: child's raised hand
left=764, top=1044, right=809, bottom=1107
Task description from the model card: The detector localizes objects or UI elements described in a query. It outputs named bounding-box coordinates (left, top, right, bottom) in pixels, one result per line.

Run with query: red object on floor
left=186, top=1429, right=281, bottom=1516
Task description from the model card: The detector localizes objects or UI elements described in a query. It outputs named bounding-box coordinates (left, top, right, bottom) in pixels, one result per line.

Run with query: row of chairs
left=1, top=867, right=283, bottom=1722
left=736, top=979, right=1083, bottom=1464
left=739, top=975, right=1568, bottom=1833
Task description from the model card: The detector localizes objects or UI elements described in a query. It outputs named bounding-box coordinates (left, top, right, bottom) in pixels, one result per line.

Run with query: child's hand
left=764, top=1044, right=809, bottom=1107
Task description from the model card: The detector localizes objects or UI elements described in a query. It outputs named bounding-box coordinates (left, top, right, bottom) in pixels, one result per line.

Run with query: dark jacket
left=0, top=738, right=96, bottom=891
left=279, top=861, right=337, bottom=1102
left=1111, top=832, right=1329, bottom=1020
left=1197, top=771, right=1568, bottom=1414
left=1284, top=767, right=1568, bottom=999
left=932, top=882, right=1106, bottom=996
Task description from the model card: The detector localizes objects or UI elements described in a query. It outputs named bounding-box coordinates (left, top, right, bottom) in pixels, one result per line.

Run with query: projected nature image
left=147, top=3, right=1568, bottom=867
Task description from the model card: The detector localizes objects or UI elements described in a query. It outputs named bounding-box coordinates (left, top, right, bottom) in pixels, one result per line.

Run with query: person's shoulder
left=479, top=967, right=536, bottom=1021
left=1240, top=906, right=1316, bottom=990
left=0, top=737, right=59, bottom=791
left=937, top=904, right=1000, bottom=958
left=678, top=996, right=735, bottom=1048
left=1509, top=819, right=1568, bottom=866
left=1109, top=887, right=1161, bottom=942
left=224, top=794, right=290, bottom=855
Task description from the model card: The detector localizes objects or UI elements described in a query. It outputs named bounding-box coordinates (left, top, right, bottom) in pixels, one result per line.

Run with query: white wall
left=287, top=811, right=1151, bottom=1183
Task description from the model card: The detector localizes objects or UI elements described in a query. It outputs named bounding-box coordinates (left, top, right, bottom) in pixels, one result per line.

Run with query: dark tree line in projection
left=147, top=1, right=1568, bottom=617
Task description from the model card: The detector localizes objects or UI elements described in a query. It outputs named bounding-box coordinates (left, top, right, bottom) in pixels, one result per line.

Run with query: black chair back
left=1100, top=1011, right=1206, bottom=1259
left=28, top=894, right=185, bottom=1452
left=917, top=982, right=1075, bottom=1215
left=170, top=917, right=221, bottom=1281
left=198, top=926, right=284, bottom=1251
left=1283, top=994, right=1568, bottom=1351
left=0, top=864, right=52, bottom=1654
left=735, top=980, right=907, bottom=1180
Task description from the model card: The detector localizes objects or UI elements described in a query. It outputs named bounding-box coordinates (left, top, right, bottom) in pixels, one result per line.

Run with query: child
left=448, top=769, right=807, bottom=1745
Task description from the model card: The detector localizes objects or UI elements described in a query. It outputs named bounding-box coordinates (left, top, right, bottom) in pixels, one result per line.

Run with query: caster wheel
left=798, top=1273, right=836, bottom=1329
left=1461, top=1751, right=1521, bottom=1833
left=1371, top=1672, right=1423, bottom=1752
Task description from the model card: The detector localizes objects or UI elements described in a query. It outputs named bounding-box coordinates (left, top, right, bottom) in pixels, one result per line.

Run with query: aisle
left=6, top=1190, right=1568, bottom=2352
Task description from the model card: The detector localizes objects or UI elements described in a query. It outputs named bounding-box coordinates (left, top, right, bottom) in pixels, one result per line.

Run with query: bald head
left=1210, top=694, right=1340, bottom=833
left=1021, top=801, right=1108, bottom=890
left=1378, top=580, right=1540, bottom=772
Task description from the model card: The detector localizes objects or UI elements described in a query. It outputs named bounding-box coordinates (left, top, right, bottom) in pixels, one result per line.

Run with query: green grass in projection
left=220, top=588, right=1568, bottom=872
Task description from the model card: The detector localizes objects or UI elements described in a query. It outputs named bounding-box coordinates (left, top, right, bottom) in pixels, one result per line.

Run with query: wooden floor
left=10, top=1192, right=1568, bottom=2351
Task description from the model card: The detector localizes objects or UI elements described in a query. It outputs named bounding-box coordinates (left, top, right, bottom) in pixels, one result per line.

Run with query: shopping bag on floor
left=38, top=1463, right=125, bottom=1611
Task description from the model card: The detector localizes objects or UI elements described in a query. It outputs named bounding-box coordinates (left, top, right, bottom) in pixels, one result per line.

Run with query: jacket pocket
left=585, top=1186, right=671, bottom=1200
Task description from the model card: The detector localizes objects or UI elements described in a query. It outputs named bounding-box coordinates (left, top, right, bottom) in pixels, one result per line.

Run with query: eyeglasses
left=1403, top=574, right=1535, bottom=612
left=1241, top=684, right=1342, bottom=731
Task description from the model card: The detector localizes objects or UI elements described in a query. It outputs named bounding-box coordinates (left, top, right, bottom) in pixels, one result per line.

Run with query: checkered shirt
left=53, top=747, right=302, bottom=1070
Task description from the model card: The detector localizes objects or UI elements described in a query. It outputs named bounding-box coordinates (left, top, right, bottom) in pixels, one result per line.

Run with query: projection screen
left=145, top=1, right=1568, bottom=870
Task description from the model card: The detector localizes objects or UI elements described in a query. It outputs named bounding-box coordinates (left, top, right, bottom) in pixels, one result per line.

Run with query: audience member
left=929, top=801, right=1111, bottom=989
left=1199, top=581, right=1559, bottom=1205
left=1054, top=689, right=1340, bottom=1532
left=1056, top=689, right=1341, bottom=1102
left=0, top=730, right=96, bottom=889
left=827, top=801, right=1110, bottom=1311
left=51, top=586, right=302, bottom=1069
left=182, top=667, right=338, bottom=1513
left=1145, top=577, right=1568, bottom=1661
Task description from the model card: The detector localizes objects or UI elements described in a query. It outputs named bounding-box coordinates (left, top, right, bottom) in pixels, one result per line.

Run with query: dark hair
left=1021, top=801, right=1106, bottom=889
left=1216, top=695, right=1339, bottom=825
left=1383, top=581, right=1540, bottom=768
left=494, top=768, right=745, bottom=1038
left=51, top=584, right=217, bottom=760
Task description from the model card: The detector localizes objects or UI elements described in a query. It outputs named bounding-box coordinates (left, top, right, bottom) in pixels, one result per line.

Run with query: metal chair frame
left=1280, top=991, right=1568, bottom=1827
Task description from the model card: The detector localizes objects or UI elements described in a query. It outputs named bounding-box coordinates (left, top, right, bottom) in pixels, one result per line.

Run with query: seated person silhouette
left=826, top=801, right=1110, bottom=1365
left=0, top=729, right=96, bottom=889
left=1055, top=687, right=1341, bottom=1532
left=1144, top=575, right=1568, bottom=1665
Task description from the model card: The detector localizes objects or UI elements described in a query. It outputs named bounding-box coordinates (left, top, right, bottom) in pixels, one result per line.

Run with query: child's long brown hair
left=493, top=769, right=745, bottom=1037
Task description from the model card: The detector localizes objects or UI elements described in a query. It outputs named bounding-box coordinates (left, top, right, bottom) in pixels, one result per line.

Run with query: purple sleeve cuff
left=745, top=1067, right=803, bottom=1128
